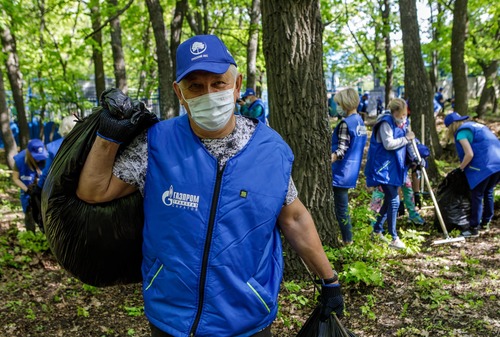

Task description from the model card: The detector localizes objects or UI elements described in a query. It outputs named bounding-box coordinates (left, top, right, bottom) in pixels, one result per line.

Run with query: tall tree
left=399, top=0, right=440, bottom=176
left=245, top=0, right=261, bottom=92
left=0, top=17, right=29, bottom=149
left=380, top=0, right=393, bottom=107
left=89, top=0, right=106, bottom=100
left=108, top=0, right=128, bottom=94
left=146, top=0, right=177, bottom=119
left=170, top=0, right=189, bottom=79
left=262, top=0, right=339, bottom=277
left=0, top=68, right=17, bottom=169
left=475, top=60, right=498, bottom=116
left=451, top=0, right=469, bottom=116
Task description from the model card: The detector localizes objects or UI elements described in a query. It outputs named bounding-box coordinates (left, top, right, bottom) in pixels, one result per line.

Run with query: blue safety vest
left=455, top=122, right=500, bottom=189
left=13, top=150, right=39, bottom=212
left=142, top=114, right=293, bottom=337
left=331, top=114, right=367, bottom=188
left=365, top=114, right=408, bottom=187
left=38, top=137, right=64, bottom=188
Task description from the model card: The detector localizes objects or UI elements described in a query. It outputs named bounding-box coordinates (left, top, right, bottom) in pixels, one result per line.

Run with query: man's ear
left=173, top=82, right=185, bottom=106
left=234, top=74, right=243, bottom=100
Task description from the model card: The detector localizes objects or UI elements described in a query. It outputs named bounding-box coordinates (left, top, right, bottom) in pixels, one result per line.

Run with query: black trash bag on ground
left=434, top=169, right=471, bottom=232
left=297, top=305, right=358, bottom=337
left=42, top=100, right=157, bottom=286
left=27, top=184, right=43, bottom=232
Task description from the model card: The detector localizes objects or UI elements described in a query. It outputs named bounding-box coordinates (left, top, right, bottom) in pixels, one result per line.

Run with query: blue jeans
left=373, top=184, right=400, bottom=240
left=333, top=187, right=351, bottom=243
left=470, top=171, right=500, bottom=228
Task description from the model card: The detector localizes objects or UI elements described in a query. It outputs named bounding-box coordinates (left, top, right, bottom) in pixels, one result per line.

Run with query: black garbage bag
left=42, top=96, right=157, bottom=286
left=297, top=305, right=358, bottom=337
left=434, top=169, right=471, bottom=232
left=27, top=184, right=43, bottom=232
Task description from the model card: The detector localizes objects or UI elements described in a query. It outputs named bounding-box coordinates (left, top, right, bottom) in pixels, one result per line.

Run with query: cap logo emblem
left=190, top=41, right=207, bottom=55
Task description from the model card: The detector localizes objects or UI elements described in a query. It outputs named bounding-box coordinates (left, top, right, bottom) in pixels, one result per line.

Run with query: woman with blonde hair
left=444, top=112, right=500, bottom=237
left=331, top=88, right=367, bottom=244
left=364, top=98, right=415, bottom=249
left=12, top=139, right=48, bottom=231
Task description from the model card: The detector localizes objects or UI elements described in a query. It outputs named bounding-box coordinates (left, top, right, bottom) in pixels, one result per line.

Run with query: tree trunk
left=108, top=0, right=128, bottom=94
left=451, top=0, right=468, bottom=117
left=381, top=0, right=393, bottom=107
left=262, top=0, right=339, bottom=279
left=245, top=0, right=260, bottom=91
left=0, top=22, right=29, bottom=150
left=399, top=0, right=440, bottom=178
left=146, top=0, right=177, bottom=120
left=0, top=68, right=17, bottom=169
left=476, top=60, right=498, bottom=118
left=170, top=0, right=188, bottom=81
left=428, top=0, right=442, bottom=92
left=90, top=0, right=106, bottom=99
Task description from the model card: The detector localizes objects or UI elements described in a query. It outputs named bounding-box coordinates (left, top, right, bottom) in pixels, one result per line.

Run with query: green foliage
left=17, top=230, right=49, bottom=254
left=123, top=305, right=144, bottom=317
left=77, top=306, right=90, bottom=317
left=414, top=274, right=452, bottom=308
left=359, top=294, right=377, bottom=320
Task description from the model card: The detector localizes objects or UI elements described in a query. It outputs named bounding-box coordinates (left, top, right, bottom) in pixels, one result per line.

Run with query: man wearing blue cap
left=77, top=34, right=343, bottom=337
left=12, top=138, right=49, bottom=232
left=238, top=87, right=267, bottom=124
left=444, top=112, right=500, bottom=237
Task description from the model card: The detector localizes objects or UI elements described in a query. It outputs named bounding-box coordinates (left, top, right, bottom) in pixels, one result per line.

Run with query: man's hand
left=319, top=283, right=344, bottom=321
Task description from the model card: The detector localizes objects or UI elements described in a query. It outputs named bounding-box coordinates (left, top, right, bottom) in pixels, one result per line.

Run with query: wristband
left=316, top=270, right=339, bottom=285
left=97, top=132, right=123, bottom=145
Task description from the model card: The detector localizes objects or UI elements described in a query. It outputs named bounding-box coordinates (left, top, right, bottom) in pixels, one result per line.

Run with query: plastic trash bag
left=41, top=109, right=146, bottom=287
left=434, top=169, right=471, bottom=232
left=297, top=305, right=358, bottom=337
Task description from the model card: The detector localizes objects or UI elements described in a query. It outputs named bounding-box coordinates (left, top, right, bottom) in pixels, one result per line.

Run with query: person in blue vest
left=331, top=88, right=367, bottom=245
left=238, top=87, right=267, bottom=124
left=38, top=116, right=77, bottom=188
left=76, top=35, right=344, bottom=337
left=444, top=112, right=500, bottom=237
left=435, top=87, right=445, bottom=109
left=12, top=139, right=48, bottom=232
left=364, top=98, right=415, bottom=249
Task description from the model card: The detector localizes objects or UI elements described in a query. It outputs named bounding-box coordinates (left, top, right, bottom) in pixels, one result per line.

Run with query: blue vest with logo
left=455, top=122, right=500, bottom=189
left=331, top=114, right=367, bottom=188
left=365, top=114, right=408, bottom=187
left=142, top=115, right=293, bottom=337
left=14, top=150, right=38, bottom=212
left=38, top=137, right=64, bottom=188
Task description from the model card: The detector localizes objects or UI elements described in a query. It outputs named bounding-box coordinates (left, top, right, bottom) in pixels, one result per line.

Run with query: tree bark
left=451, top=0, right=469, bottom=117
left=0, top=68, right=18, bottom=169
left=90, top=0, right=106, bottom=99
left=170, top=0, right=188, bottom=80
left=0, top=22, right=29, bottom=150
left=262, top=0, right=339, bottom=278
left=476, top=60, right=498, bottom=117
left=108, top=0, right=128, bottom=94
left=146, top=0, right=177, bottom=119
left=381, top=0, right=393, bottom=107
left=245, top=0, right=261, bottom=91
left=399, top=0, right=440, bottom=178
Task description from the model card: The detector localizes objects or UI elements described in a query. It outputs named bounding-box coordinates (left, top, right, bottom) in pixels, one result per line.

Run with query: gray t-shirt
left=113, top=116, right=298, bottom=205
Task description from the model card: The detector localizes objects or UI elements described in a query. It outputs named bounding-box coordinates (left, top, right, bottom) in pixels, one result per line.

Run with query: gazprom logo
left=162, top=185, right=200, bottom=211
left=356, top=123, right=367, bottom=137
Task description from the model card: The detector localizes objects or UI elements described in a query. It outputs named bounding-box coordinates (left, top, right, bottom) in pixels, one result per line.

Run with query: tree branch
left=84, top=0, right=134, bottom=40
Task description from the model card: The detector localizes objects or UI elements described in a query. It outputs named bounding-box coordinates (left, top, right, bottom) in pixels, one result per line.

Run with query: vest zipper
left=189, top=164, right=225, bottom=337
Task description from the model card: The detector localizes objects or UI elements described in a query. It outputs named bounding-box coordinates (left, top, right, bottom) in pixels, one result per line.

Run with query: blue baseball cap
left=444, top=112, right=469, bottom=127
left=176, top=35, right=237, bottom=82
left=27, top=139, right=48, bottom=162
left=241, top=88, right=256, bottom=99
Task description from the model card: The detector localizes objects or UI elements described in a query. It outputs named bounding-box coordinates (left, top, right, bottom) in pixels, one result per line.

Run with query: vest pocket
left=144, top=259, right=164, bottom=291
left=246, top=277, right=274, bottom=314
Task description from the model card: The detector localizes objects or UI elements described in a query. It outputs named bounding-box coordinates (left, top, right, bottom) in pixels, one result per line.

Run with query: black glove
left=26, top=183, right=41, bottom=197
left=97, top=89, right=159, bottom=144
left=319, top=283, right=344, bottom=321
left=398, top=202, right=405, bottom=217
left=414, top=192, right=422, bottom=209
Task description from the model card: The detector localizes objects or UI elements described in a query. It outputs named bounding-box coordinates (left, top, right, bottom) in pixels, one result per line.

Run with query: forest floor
left=0, top=114, right=499, bottom=337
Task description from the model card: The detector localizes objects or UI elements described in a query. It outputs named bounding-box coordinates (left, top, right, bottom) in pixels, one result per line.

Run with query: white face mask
left=181, top=87, right=236, bottom=131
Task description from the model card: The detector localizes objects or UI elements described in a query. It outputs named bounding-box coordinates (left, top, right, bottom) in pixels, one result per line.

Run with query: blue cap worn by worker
left=241, top=88, right=256, bottom=99
left=27, top=139, right=49, bottom=162
left=175, top=35, right=237, bottom=83
left=444, top=112, right=469, bottom=127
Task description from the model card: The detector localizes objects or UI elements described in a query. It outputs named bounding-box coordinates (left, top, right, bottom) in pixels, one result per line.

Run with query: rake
left=410, top=139, right=465, bottom=245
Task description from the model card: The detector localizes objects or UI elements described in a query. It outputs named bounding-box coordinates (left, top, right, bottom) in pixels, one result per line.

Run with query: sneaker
left=479, top=222, right=490, bottom=232
left=460, top=227, right=479, bottom=238
left=408, top=215, right=426, bottom=225
left=389, top=238, right=406, bottom=249
left=371, top=232, right=389, bottom=244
